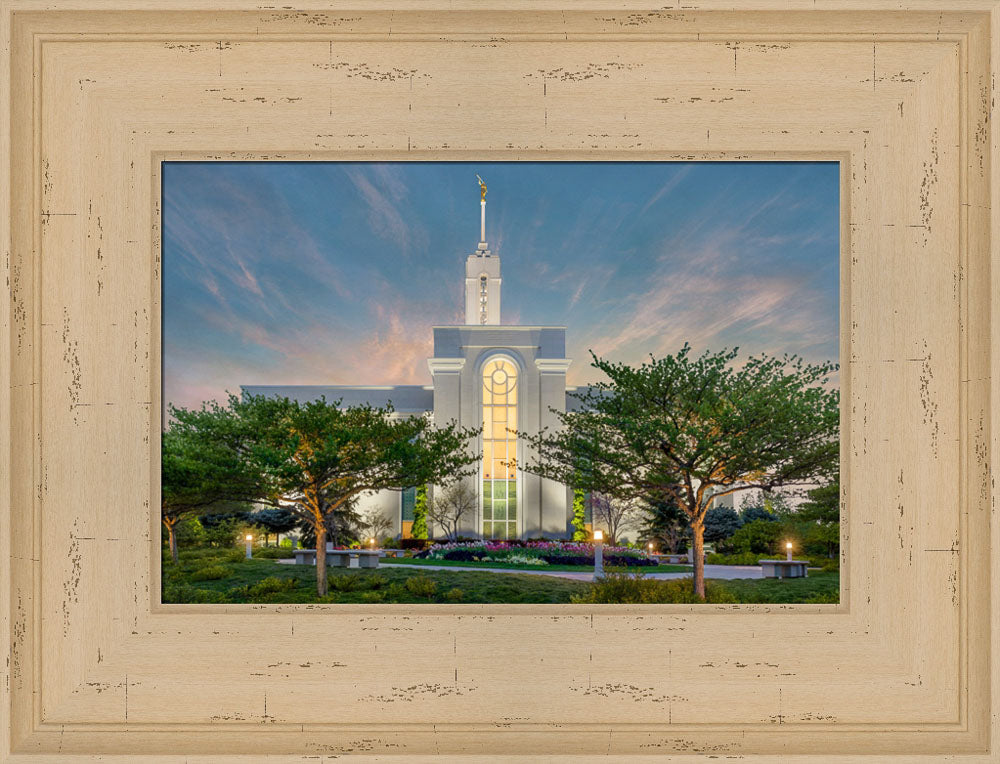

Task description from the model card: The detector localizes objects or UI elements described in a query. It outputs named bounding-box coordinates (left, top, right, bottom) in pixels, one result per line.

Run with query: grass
left=162, top=550, right=591, bottom=604
left=161, top=547, right=839, bottom=604
left=381, top=557, right=691, bottom=573
left=716, top=571, right=840, bottom=603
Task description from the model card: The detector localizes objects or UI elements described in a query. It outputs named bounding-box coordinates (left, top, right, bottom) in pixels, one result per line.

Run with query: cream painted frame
left=1, top=2, right=998, bottom=760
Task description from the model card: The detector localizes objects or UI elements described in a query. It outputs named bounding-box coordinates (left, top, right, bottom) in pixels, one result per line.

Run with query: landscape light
left=245, top=534, right=253, bottom=560
left=593, top=530, right=604, bottom=580
left=246, top=534, right=253, bottom=541
left=786, top=541, right=793, bottom=561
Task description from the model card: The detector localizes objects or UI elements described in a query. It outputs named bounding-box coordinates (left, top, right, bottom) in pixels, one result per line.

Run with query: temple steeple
left=465, top=175, right=501, bottom=324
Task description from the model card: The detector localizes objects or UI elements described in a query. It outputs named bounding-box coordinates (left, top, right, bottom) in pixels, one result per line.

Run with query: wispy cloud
left=163, top=161, right=839, bottom=410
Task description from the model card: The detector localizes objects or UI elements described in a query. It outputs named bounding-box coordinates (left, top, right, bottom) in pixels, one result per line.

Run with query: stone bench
left=759, top=560, right=808, bottom=579
left=292, top=549, right=380, bottom=569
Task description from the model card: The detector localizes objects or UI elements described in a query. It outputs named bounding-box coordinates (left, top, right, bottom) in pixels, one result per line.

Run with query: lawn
left=162, top=549, right=591, bottom=604
left=381, top=557, right=691, bottom=573
left=717, top=571, right=840, bottom=603
left=161, top=547, right=839, bottom=605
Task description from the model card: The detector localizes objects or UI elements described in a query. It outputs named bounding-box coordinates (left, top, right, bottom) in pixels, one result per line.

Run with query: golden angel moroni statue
left=476, top=174, right=487, bottom=201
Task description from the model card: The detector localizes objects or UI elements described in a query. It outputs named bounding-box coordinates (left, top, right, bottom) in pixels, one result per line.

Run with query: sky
left=162, top=161, right=840, bottom=412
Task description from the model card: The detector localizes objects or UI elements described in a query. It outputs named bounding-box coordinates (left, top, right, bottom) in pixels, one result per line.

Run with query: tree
left=740, top=504, right=777, bottom=524
left=728, top=518, right=783, bottom=554
left=702, top=505, right=743, bottom=543
left=426, top=481, right=477, bottom=540
left=411, top=485, right=429, bottom=540
left=640, top=494, right=690, bottom=554
left=571, top=489, right=588, bottom=541
left=797, top=476, right=840, bottom=557
left=590, top=493, right=643, bottom=545
left=173, top=394, right=479, bottom=596
left=251, top=508, right=300, bottom=546
left=359, top=506, right=394, bottom=544
left=161, top=411, right=260, bottom=563
left=519, top=344, right=839, bottom=599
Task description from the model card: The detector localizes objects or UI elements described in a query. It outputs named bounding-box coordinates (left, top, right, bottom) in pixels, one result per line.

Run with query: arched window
left=482, top=358, right=517, bottom=539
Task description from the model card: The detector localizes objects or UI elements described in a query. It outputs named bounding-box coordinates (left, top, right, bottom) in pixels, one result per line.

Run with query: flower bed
left=419, top=540, right=657, bottom=567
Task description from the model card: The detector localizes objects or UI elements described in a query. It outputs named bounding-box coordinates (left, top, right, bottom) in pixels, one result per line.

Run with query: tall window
left=482, top=358, right=517, bottom=538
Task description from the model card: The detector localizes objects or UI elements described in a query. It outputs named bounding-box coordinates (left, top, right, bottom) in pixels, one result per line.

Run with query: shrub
left=442, top=549, right=480, bottom=562
left=162, top=584, right=229, bottom=604
left=189, top=565, right=231, bottom=581
left=503, top=554, right=548, bottom=566
left=411, top=485, right=429, bottom=539
left=385, top=583, right=408, bottom=601
left=404, top=575, right=438, bottom=598
left=399, top=538, right=430, bottom=550
left=540, top=553, right=655, bottom=567
left=572, top=572, right=737, bottom=604
left=223, top=548, right=248, bottom=564
left=253, top=546, right=294, bottom=559
left=242, top=578, right=296, bottom=602
left=366, top=573, right=388, bottom=590
left=329, top=575, right=363, bottom=592
left=804, top=591, right=839, bottom=604
left=361, top=591, right=385, bottom=603
left=706, top=552, right=761, bottom=566
left=445, top=587, right=464, bottom=602
left=727, top=519, right=783, bottom=554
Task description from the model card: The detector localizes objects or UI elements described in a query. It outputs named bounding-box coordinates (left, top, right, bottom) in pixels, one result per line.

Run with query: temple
left=243, top=178, right=588, bottom=539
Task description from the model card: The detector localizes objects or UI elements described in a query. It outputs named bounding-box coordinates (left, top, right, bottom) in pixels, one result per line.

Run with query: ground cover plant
left=162, top=547, right=838, bottom=604
left=417, top=539, right=657, bottom=567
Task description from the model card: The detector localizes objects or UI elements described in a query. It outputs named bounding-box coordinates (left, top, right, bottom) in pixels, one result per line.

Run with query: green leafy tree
left=640, top=494, right=690, bottom=554
left=411, top=484, right=429, bottom=540
left=161, top=412, right=260, bottom=563
left=519, top=344, right=839, bottom=599
left=571, top=488, right=588, bottom=541
left=728, top=518, right=783, bottom=554
left=797, top=477, right=840, bottom=557
left=172, top=394, right=479, bottom=596
left=251, top=508, right=300, bottom=546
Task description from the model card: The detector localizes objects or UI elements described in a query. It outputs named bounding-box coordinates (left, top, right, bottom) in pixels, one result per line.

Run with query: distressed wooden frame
left=2, top=1, right=998, bottom=760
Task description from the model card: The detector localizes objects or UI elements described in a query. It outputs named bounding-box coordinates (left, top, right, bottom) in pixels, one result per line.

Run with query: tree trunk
left=691, top=520, right=706, bottom=600
left=315, top=524, right=328, bottom=597
left=164, top=517, right=179, bottom=564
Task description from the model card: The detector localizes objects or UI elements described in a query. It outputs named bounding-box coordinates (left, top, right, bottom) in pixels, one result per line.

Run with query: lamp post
left=245, top=534, right=253, bottom=560
left=648, top=541, right=655, bottom=558
left=593, top=530, right=604, bottom=580
left=786, top=541, right=793, bottom=562
left=369, top=537, right=376, bottom=551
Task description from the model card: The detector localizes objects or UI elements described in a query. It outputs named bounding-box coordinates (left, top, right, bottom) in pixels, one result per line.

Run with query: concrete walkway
left=278, top=557, right=764, bottom=580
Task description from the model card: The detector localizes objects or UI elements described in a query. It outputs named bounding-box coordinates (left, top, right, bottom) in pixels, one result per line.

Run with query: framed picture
left=2, top=2, right=997, bottom=760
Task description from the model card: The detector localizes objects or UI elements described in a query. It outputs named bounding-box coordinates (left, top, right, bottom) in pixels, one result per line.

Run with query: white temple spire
left=476, top=174, right=488, bottom=249
left=465, top=175, right=501, bottom=324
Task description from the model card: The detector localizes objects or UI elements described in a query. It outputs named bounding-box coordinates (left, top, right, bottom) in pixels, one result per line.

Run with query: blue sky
left=162, top=161, right=839, bottom=411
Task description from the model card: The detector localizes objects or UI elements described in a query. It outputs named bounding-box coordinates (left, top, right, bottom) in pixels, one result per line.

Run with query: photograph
left=161, top=160, right=841, bottom=605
